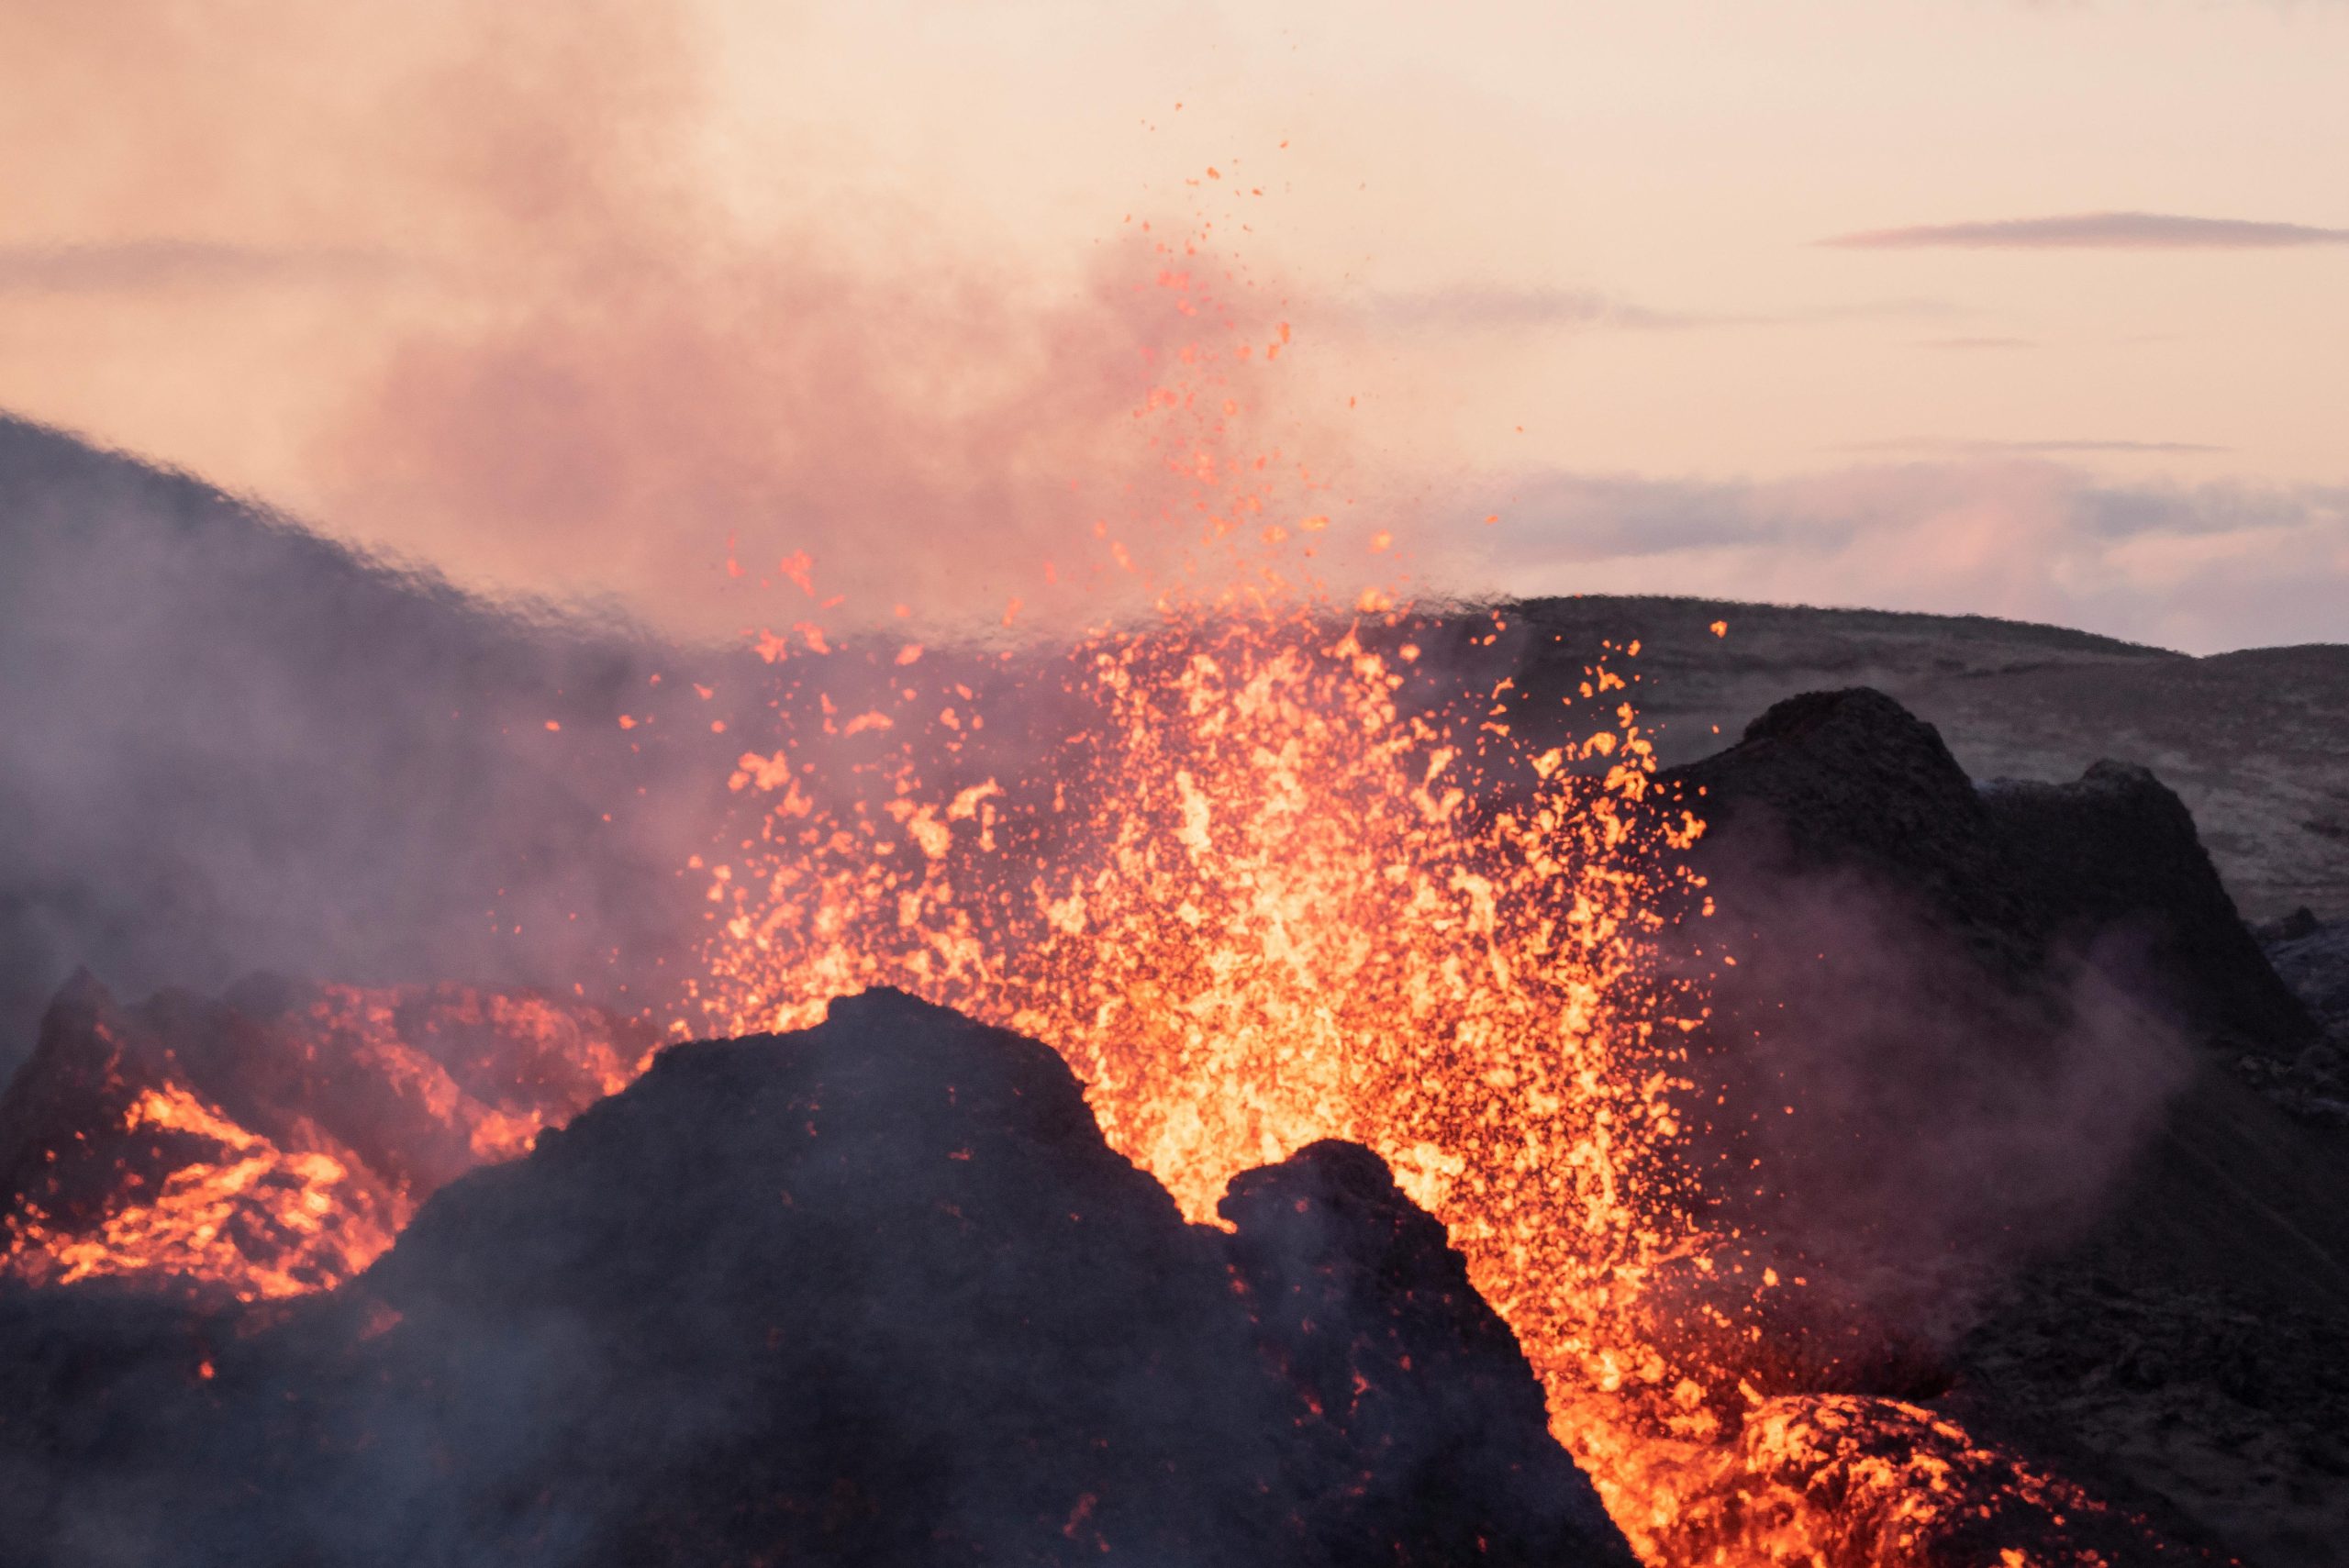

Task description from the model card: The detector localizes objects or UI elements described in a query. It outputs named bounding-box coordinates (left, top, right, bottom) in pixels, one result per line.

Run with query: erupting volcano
left=5, top=228, right=2341, bottom=1568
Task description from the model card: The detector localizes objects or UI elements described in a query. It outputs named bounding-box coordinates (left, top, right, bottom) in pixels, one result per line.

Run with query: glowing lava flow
left=0, top=1084, right=396, bottom=1302
left=0, top=982, right=655, bottom=1303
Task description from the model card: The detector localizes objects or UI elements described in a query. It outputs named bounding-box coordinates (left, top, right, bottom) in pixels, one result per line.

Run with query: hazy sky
left=2, top=1, right=2343, bottom=651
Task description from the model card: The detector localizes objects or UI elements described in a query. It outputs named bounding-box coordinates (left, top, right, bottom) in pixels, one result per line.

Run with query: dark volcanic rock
left=1219, top=1141, right=1624, bottom=1566
left=2260, top=909, right=2349, bottom=1043
left=1653, top=690, right=2228, bottom=1345
left=1667, top=687, right=2315, bottom=1055
left=7, top=989, right=1634, bottom=1568
left=1984, top=760, right=2316, bottom=1054
left=1654, top=686, right=2349, bottom=1566
left=1669, top=688, right=2003, bottom=918
left=2243, top=910, right=2349, bottom=1126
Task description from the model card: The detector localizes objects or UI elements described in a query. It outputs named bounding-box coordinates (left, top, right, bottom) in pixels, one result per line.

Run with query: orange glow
left=687, top=259, right=1735, bottom=1550
left=692, top=605, right=1754, bottom=1553
left=1, top=984, right=651, bottom=1302
left=0, top=1085, right=396, bottom=1303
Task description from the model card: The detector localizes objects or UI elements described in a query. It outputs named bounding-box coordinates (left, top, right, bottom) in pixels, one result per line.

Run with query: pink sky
left=2, top=1, right=2343, bottom=651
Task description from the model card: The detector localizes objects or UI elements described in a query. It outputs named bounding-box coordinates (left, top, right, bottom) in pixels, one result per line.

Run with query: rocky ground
left=1464, top=593, right=2349, bottom=1564
left=1, top=990, right=1637, bottom=1568
left=1641, top=686, right=2349, bottom=1568
left=1429, top=595, right=2349, bottom=927
left=2240, top=910, right=2349, bottom=1127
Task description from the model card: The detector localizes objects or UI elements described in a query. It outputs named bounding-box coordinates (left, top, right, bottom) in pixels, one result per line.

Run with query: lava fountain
left=692, top=603, right=1720, bottom=1540
left=686, top=601, right=2173, bottom=1566
left=678, top=233, right=2172, bottom=1566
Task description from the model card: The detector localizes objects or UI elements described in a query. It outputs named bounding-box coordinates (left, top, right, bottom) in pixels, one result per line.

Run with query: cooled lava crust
left=1, top=987, right=1637, bottom=1568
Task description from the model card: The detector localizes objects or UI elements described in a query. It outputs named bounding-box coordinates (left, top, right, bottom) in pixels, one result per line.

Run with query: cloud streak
left=1355, top=286, right=1711, bottom=332
left=1841, top=438, right=2230, bottom=457
left=1455, top=460, right=2349, bottom=654
left=1822, top=212, right=2349, bottom=250
left=0, top=241, right=404, bottom=295
left=1344, top=286, right=1960, bottom=335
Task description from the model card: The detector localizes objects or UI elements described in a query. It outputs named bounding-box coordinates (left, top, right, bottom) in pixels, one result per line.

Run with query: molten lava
left=1, top=1083, right=395, bottom=1301
left=0, top=979, right=655, bottom=1302
left=688, top=607, right=1705, bottom=1555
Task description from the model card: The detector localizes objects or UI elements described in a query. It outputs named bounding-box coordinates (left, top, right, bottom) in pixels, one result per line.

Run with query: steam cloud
left=1686, top=862, right=2193, bottom=1362
left=0, top=416, right=735, bottom=1081
left=0, top=0, right=1369, bottom=639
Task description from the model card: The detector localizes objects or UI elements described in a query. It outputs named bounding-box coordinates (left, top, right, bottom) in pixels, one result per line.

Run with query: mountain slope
left=0, top=415, right=731, bottom=1077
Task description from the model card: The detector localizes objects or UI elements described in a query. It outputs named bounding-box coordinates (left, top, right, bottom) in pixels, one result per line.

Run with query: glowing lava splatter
left=684, top=221, right=2176, bottom=1567
left=1, top=1083, right=395, bottom=1302
left=0, top=980, right=654, bottom=1303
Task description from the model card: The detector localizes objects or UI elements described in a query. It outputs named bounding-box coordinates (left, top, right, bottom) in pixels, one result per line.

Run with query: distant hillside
left=1450, top=595, right=2348, bottom=924
left=5, top=414, right=2341, bottom=1084
left=0, top=416, right=735, bottom=1079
